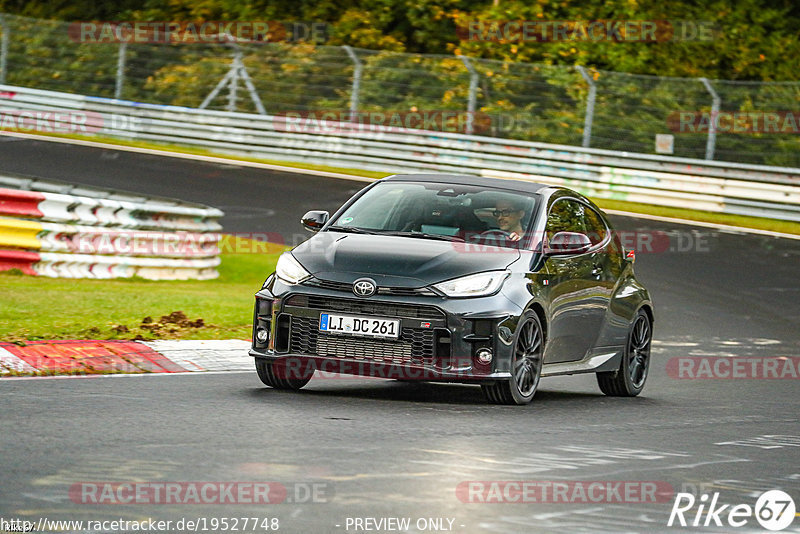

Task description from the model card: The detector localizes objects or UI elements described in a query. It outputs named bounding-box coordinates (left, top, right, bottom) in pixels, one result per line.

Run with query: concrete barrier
left=0, top=175, right=223, bottom=280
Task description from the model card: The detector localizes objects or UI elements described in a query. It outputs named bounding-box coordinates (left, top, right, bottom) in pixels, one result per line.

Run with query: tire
left=255, top=358, right=313, bottom=390
left=482, top=311, right=544, bottom=405
left=597, top=309, right=651, bottom=396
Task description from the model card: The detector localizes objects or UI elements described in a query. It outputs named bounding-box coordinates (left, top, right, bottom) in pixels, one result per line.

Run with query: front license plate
left=319, top=313, right=400, bottom=339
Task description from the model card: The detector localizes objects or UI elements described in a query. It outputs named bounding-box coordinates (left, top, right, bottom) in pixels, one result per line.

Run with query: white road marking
left=0, top=370, right=254, bottom=381
left=0, top=346, right=38, bottom=373
left=141, top=339, right=252, bottom=372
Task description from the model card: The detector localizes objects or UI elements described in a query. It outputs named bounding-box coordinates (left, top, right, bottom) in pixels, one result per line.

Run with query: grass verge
left=0, top=236, right=284, bottom=342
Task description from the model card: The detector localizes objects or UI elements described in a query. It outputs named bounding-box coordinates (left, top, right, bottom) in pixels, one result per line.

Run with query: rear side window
left=583, top=205, right=608, bottom=245
left=546, top=199, right=586, bottom=239
left=546, top=199, right=608, bottom=246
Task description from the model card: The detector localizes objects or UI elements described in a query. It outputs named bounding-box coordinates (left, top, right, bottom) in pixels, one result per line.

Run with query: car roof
left=382, top=173, right=552, bottom=194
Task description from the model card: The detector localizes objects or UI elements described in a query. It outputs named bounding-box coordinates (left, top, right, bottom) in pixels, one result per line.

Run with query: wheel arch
left=638, top=303, right=655, bottom=327
left=524, top=300, right=548, bottom=342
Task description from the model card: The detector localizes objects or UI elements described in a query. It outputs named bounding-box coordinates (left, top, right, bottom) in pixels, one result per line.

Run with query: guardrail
left=1, top=84, right=799, bottom=222
left=0, top=173, right=223, bottom=280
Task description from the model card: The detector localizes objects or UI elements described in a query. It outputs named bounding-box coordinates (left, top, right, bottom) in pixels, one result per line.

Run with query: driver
left=493, top=198, right=526, bottom=241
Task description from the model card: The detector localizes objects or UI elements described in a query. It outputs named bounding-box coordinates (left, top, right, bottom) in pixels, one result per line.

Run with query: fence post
left=342, top=46, right=362, bottom=122
left=699, top=77, right=720, bottom=160
left=200, top=41, right=265, bottom=114
left=459, top=56, right=479, bottom=135
left=114, top=42, right=127, bottom=99
left=226, top=47, right=242, bottom=112
left=234, top=49, right=266, bottom=115
left=576, top=66, right=596, bottom=148
left=0, top=15, right=9, bottom=85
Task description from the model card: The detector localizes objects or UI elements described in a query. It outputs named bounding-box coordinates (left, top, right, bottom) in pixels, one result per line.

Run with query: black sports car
left=251, top=174, right=653, bottom=404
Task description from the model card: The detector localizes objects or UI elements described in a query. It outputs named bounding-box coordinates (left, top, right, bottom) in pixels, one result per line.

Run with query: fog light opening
left=476, top=348, right=493, bottom=364
left=256, top=327, right=269, bottom=344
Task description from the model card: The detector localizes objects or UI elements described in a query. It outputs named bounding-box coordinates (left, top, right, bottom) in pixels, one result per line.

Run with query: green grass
left=0, top=237, right=284, bottom=342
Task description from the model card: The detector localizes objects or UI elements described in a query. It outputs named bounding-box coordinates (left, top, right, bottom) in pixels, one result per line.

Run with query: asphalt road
left=1, top=136, right=799, bottom=534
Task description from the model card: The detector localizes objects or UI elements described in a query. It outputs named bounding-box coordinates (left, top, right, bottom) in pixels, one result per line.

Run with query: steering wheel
left=467, top=229, right=515, bottom=244
left=478, top=229, right=512, bottom=238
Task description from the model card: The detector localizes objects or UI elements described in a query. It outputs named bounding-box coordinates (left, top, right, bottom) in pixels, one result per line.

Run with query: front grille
left=303, top=278, right=437, bottom=297
left=289, top=316, right=436, bottom=366
left=285, top=295, right=444, bottom=321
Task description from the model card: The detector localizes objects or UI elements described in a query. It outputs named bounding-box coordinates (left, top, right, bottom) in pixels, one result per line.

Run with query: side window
left=546, top=199, right=586, bottom=240
left=583, top=206, right=608, bottom=246
left=546, top=199, right=608, bottom=246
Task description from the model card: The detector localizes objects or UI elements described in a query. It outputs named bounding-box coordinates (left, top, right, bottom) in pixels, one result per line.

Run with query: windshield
left=328, top=181, right=538, bottom=249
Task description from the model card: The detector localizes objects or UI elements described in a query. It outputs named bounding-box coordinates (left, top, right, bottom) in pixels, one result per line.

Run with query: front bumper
left=248, top=351, right=513, bottom=382
left=250, top=279, right=524, bottom=381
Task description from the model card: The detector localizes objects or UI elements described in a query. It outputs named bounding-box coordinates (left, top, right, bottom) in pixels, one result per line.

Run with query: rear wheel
left=597, top=309, right=651, bottom=396
left=255, top=359, right=313, bottom=390
left=482, top=311, right=543, bottom=405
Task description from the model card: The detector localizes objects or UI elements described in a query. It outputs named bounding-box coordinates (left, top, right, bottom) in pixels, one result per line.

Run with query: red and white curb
left=0, top=339, right=252, bottom=378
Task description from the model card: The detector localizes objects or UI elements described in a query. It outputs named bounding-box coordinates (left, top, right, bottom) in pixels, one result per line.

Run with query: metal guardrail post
left=0, top=15, right=9, bottom=85
left=576, top=66, right=596, bottom=149
left=700, top=77, right=720, bottom=160
left=342, top=46, right=362, bottom=122
left=115, top=42, right=127, bottom=99
left=459, top=56, right=479, bottom=135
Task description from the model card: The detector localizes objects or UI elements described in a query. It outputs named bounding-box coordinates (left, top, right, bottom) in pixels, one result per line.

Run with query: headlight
left=432, top=270, right=510, bottom=297
left=261, top=274, right=274, bottom=289
left=275, top=253, right=311, bottom=285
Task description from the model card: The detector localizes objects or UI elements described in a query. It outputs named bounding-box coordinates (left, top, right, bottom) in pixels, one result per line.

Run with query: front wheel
left=596, top=309, right=651, bottom=396
left=482, top=311, right=544, bottom=405
left=255, top=359, right=313, bottom=390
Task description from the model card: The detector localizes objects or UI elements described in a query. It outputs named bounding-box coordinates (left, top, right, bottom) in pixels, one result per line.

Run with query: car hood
left=292, top=232, right=520, bottom=287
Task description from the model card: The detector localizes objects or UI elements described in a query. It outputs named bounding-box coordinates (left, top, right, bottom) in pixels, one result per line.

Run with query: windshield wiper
left=379, top=230, right=464, bottom=242
left=327, top=225, right=380, bottom=235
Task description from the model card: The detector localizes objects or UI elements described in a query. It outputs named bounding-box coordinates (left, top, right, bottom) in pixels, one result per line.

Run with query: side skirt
left=541, top=348, right=623, bottom=377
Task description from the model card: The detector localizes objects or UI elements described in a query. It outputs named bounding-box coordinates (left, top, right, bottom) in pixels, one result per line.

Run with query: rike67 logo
left=668, top=490, right=796, bottom=531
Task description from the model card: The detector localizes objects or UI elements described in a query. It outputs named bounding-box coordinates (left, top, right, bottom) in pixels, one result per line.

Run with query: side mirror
left=301, top=210, right=329, bottom=232
left=545, top=231, right=593, bottom=255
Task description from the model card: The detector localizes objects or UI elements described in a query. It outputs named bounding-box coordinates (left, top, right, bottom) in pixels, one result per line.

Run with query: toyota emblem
left=353, top=278, right=377, bottom=297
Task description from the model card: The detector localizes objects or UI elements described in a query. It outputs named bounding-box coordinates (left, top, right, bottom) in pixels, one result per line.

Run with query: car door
left=542, top=198, right=611, bottom=363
